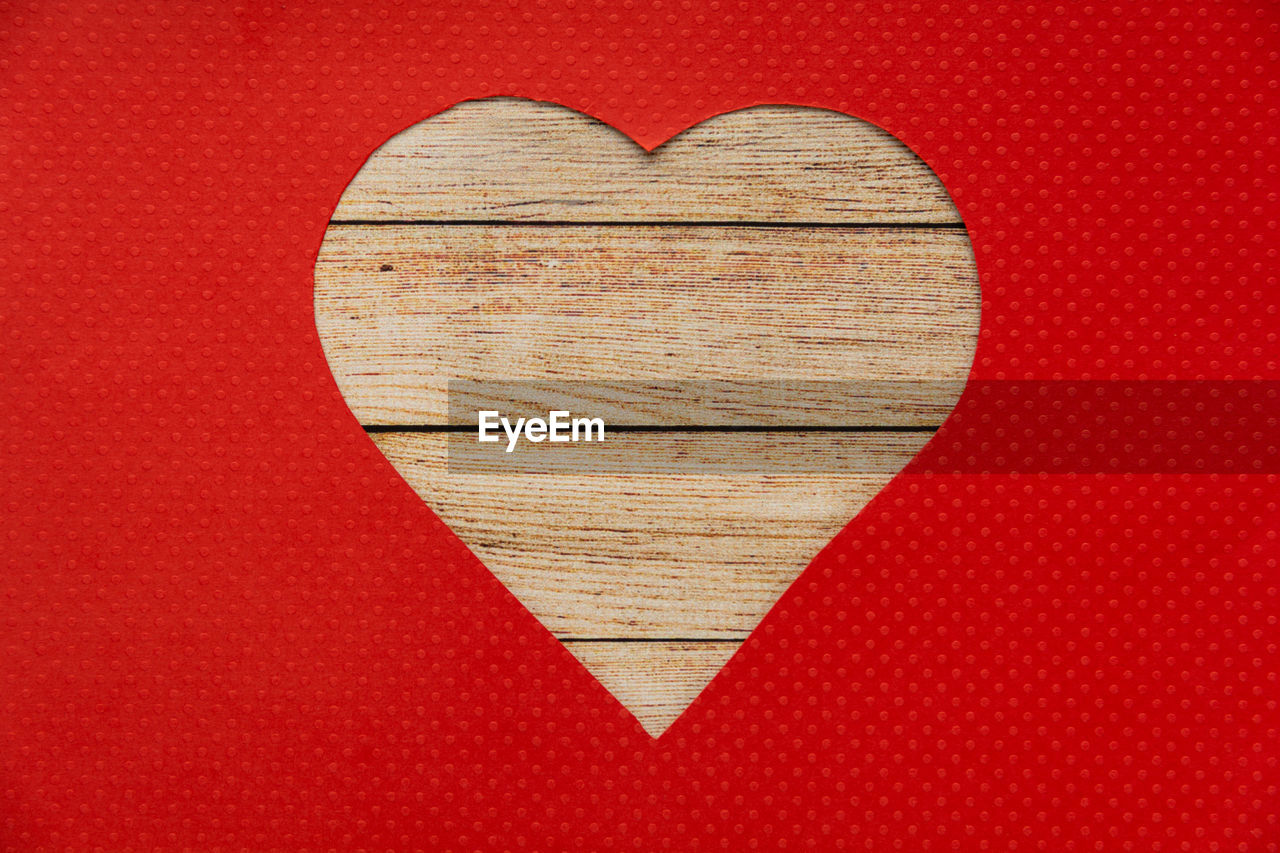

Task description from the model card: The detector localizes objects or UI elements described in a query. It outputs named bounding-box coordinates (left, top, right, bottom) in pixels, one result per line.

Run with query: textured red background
left=2, top=2, right=1278, bottom=850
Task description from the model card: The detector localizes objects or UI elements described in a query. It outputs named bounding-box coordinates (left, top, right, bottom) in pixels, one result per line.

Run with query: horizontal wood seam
left=363, top=424, right=943, bottom=433
left=559, top=637, right=746, bottom=643
left=328, top=219, right=968, bottom=229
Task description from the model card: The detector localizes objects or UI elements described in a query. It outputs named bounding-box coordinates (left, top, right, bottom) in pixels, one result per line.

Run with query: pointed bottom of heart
left=564, top=640, right=739, bottom=737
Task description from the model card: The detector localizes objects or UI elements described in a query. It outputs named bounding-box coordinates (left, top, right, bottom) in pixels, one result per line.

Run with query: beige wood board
left=316, top=225, right=978, bottom=426
left=318, top=97, right=976, bottom=736
left=330, top=98, right=962, bottom=224
left=563, top=641, right=741, bottom=735
left=370, top=430, right=930, bottom=639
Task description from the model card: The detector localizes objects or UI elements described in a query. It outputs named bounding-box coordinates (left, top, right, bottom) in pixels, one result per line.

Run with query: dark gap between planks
left=329, top=219, right=969, bottom=229
left=558, top=637, right=746, bottom=643
left=363, top=424, right=940, bottom=433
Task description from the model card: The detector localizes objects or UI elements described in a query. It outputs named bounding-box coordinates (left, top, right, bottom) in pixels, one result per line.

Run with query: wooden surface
left=318, top=225, right=977, bottom=425
left=562, top=642, right=742, bottom=729
left=371, top=431, right=930, bottom=636
left=315, top=97, right=979, bottom=735
left=332, top=100, right=962, bottom=224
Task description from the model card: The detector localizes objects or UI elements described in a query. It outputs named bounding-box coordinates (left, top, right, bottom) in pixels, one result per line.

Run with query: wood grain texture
left=317, top=97, right=978, bottom=735
left=370, top=431, right=928, bottom=638
left=331, top=98, right=962, bottom=224
left=563, top=641, right=740, bottom=734
left=316, top=225, right=978, bottom=425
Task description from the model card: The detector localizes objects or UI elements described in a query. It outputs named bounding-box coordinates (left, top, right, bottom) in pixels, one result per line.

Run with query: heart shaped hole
left=315, top=98, right=979, bottom=736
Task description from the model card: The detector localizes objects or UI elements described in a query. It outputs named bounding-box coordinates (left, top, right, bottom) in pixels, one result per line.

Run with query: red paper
left=2, top=2, right=1277, bottom=849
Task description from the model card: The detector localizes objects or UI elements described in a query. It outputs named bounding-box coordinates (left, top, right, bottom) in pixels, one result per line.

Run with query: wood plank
left=316, top=225, right=979, bottom=426
left=562, top=641, right=741, bottom=737
left=371, top=430, right=930, bottom=638
left=331, top=98, right=962, bottom=224
left=441, top=379, right=968, bottom=429
left=318, top=96, right=977, bottom=734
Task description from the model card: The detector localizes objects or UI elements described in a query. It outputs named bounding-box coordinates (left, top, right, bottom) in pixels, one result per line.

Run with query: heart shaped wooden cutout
left=315, top=98, right=979, bottom=736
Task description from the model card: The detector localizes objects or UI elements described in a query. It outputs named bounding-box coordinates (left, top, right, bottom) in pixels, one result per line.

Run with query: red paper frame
left=2, top=2, right=1277, bottom=850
